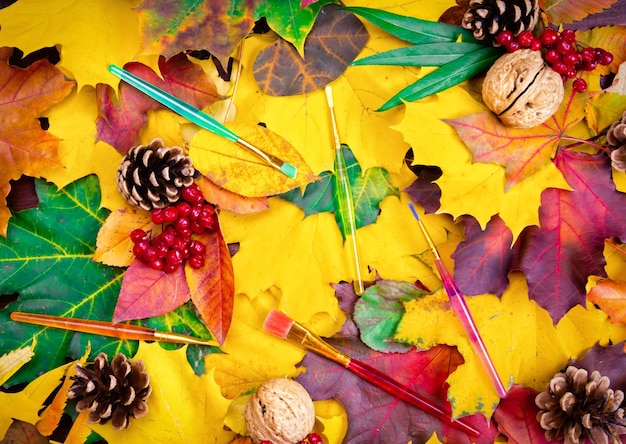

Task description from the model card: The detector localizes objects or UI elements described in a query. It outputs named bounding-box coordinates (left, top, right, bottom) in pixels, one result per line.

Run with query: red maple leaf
left=493, top=385, right=551, bottom=444
left=96, top=53, right=223, bottom=153
left=515, top=150, right=626, bottom=321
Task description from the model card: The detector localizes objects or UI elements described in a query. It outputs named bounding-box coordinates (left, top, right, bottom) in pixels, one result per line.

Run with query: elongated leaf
left=378, top=46, right=502, bottom=111
left=0, top=176, right=128, bottom=386
left=353, top=41, right=486, bottom=66
left=344, top=6, right=476, bottom=44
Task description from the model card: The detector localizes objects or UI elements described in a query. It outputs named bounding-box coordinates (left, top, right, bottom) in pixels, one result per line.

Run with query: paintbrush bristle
left=408, top=202, right=420, bottom=221
left=263, top=309, right=294, bottom=339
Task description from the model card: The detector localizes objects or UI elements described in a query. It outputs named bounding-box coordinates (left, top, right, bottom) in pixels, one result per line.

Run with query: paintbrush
left=10, top=312, right=219, bottom=347
left=108, top=64, right=297, bottom=179
left=408, top=202, right=508, bottom=399
left=325, top=85, right=365, bottom=295
left=263, top=309, right=480, bottom=437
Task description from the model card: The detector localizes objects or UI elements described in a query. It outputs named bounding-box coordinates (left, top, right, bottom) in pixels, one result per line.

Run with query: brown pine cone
left=607, top=111, right=626, bottom=172
left=535, top=365, right=626, bottom=444
left=117, top=138, right=198, bottom=211
left=67, top=352, right=152, bottom=430
left=462, top=0, right=540, bottom=41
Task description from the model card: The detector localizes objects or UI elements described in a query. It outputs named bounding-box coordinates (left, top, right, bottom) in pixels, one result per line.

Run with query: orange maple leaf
left=445, top=86, right=587, bottom=190
left=0, top=48, right=75, bottom=236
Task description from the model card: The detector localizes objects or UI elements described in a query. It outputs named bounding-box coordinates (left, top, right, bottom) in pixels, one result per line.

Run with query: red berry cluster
left=495, top=28, right=614, bottom=93
left=259, top=433, right=323, bottom=444
left=130, top=183, right=216, bottom=273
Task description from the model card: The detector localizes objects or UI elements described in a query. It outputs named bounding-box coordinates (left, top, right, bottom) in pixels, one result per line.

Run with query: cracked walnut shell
left=482, top=49, right=564, bottom=128
left=244, top=378, right=316, bottom=444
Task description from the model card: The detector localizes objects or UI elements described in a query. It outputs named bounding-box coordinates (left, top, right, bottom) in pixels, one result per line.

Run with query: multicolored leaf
left=539, top=0, right=619, bottom=25
left=254, top=4, right=369, bottom=96
left=588, top=278, right=626, bottom=323
left=136, top=0, right=256, bottom=62
left=516, top=150, right=626, bottom=322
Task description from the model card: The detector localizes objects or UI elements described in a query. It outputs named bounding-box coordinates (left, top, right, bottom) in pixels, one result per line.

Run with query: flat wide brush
left=263, top=309, right=479, bottom=437
left=108, top=64, right=297, bottom=179
left=408, top=202, right=508, bottom=398
left=10, top=312, right=219, bottom=347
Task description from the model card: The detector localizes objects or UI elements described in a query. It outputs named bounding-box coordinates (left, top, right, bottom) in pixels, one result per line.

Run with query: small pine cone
left=67, top=352, right=152, bottom=430
left=535, top=365, right=626, bottom=444
left=607, top=111, right=626, bottom=172
left=462, top=0, right=539, bottom=41
left=117, top=138, right=198, bottom=211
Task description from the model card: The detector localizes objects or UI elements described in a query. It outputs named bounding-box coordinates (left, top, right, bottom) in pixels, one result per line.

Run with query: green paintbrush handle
left=108, top=64, right=238, bottom=142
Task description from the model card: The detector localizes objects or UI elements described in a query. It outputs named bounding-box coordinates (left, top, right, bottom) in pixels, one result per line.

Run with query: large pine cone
left=462, top=0, right=539, bottom=41
left=117, top=138, right=197, bottom=211
left=607, top=110, right=626, bottom=172
left=67, top=352, right=152, bottom=430
left=535, top=366, right=626, bottom=444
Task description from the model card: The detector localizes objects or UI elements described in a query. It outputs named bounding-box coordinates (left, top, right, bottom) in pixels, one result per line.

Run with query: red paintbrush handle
left=346, top=358, right=480, bottom=437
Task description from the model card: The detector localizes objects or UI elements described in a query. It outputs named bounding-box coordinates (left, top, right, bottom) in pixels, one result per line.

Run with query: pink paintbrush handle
left=346, top=358, right=480, bottom=437
left=435, top=261, right=508, bottom=399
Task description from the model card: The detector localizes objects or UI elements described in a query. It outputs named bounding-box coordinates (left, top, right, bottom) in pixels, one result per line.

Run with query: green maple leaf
left=279, top=145, right=399, bottom=238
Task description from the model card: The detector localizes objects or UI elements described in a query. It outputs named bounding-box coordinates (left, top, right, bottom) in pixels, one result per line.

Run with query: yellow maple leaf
left=394, top=87, right=571, bottom=239
left=395, top=272, right=626, bottom=418
left=0, top=0, right=142, bottom=88
left=88, top=342, right=235, bottom=443
left=42, top=86, right=125, bottom=211
left=0, top=343, right=34, bottom=386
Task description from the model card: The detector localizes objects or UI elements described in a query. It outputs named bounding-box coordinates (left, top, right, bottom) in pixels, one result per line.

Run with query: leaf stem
left=560, top=128, right=611, bottom=154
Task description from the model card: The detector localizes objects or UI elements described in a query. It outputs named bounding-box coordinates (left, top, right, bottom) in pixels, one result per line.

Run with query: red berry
left=505, top=41, right=520, bottom=53
left=175, top=216, right=190, bottom=232
left=581, top=60, right=598, bottom=71
left=529, top=37, right=542, bottom=51
left=598, top=49, right=614, bottom=66
left=149, top=258, right=164, bottom=270
left=562, top=52, right=579, bottom=67
left=130, top=228, right=147, bottom=243
left=155, top=231, right=176, bottom=247
left=496, top=30, right=514, bottom=46
left=572, top=78, right=587, bottom=93
left=181, top=184, right=203, bottom=204
left=307, top=433, right=322, bottom=444
left=560, top=28, right=576, bottom=42
left=517, top=30, right=533, bottom=47
left=162, top=206, right=179, bottom=223
left=555, top=39, right=573, bottom=54
left=151, top=209, right=165, bottom=225
left=163, top=262, right=178, bottom=274
left=580, top=47, right=596, bottom=63
left=190, top=220, right=204, bottom=235
left=540, top=28, right=559, bottom=46
left=189, top=205, right=202, bottom=221
left=132, top=239, right=150, bottom=257
left=566, top=67, right=577, bottom=79
left=259, top=441, right=273, bottom=444
left=188, top=254, right=205, bottom=269
left=198, top=213, right=215, bottom=230
left=545, top=49, right=561, bottom=64
left=178, top=228, right=192, bottom=239
left=189, top=240, right=206, bottom=256
left=155, top=243, right=169, bottom=258
left=143, top=246, right=159, bottom=262
left=551, top=61, right=569, bottom=75
left=166, top=249, right=183, bottom=266
left=175, top=201, right=192, bottom=217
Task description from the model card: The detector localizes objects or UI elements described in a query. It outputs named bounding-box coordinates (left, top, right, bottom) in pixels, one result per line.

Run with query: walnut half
left=482, top=49, right=564, bottom=128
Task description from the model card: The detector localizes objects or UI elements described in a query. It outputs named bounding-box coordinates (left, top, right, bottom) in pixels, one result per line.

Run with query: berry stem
left=559, top=131, right=610, bottom=154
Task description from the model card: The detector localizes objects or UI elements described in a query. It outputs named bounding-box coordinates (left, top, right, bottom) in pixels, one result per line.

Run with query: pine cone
left=117, top=138, right=198, bottom=211
left=462, top=0, right=540, bottom=41
left=535, top=365, right=626, bottom=444
left=607, top=111, right=626, bottom=172
left=67, top=352, right=152, bottom=430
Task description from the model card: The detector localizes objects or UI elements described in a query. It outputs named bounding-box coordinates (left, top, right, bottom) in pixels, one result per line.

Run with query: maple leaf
left=279, top=145, right=400, bottom=237
left=0, top=48, right=75, bottom=237
left=588, top=278, right=626, bottom=323
left=515, top=150, right=626, bottom=322
left=452, top=215, right=516, bottom=297
left=97, top=54, right=224, bottom=153
left=445, top=86, right=588, bottom=191
left=254, top=4, right=369, bottom=96
left=571, top=340, right=626, bottom=388
left=136, top=0, right=256, bottom=63
left=297, top=339, right=497, bottom=443
left=539, top=0, right=619, bottom=25
left=492, top=385, right=550, bottom=444
left=0, top=420, right=48, bottom=444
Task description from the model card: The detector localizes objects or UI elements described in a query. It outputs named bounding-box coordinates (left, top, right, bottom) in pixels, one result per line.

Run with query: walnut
left=244, top=378, right=316, bottom=444
left=482, top=49, right=564, bottom=128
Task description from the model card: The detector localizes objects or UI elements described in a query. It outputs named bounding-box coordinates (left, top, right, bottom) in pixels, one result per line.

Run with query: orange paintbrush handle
left=10, top=312, right=218, bottom=347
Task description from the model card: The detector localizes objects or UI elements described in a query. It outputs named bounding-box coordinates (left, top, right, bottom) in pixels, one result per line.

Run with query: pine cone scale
left=462, top=0, right=539, bottom=41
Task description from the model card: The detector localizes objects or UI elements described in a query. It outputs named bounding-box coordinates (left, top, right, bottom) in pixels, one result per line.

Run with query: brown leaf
left=0, top=420, right=48, bottom=444
left=185, top=224, right=234, bottom=345
left=0, top=48, right=75, bottom=236
left=254, top=4, right=369, bottom=96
